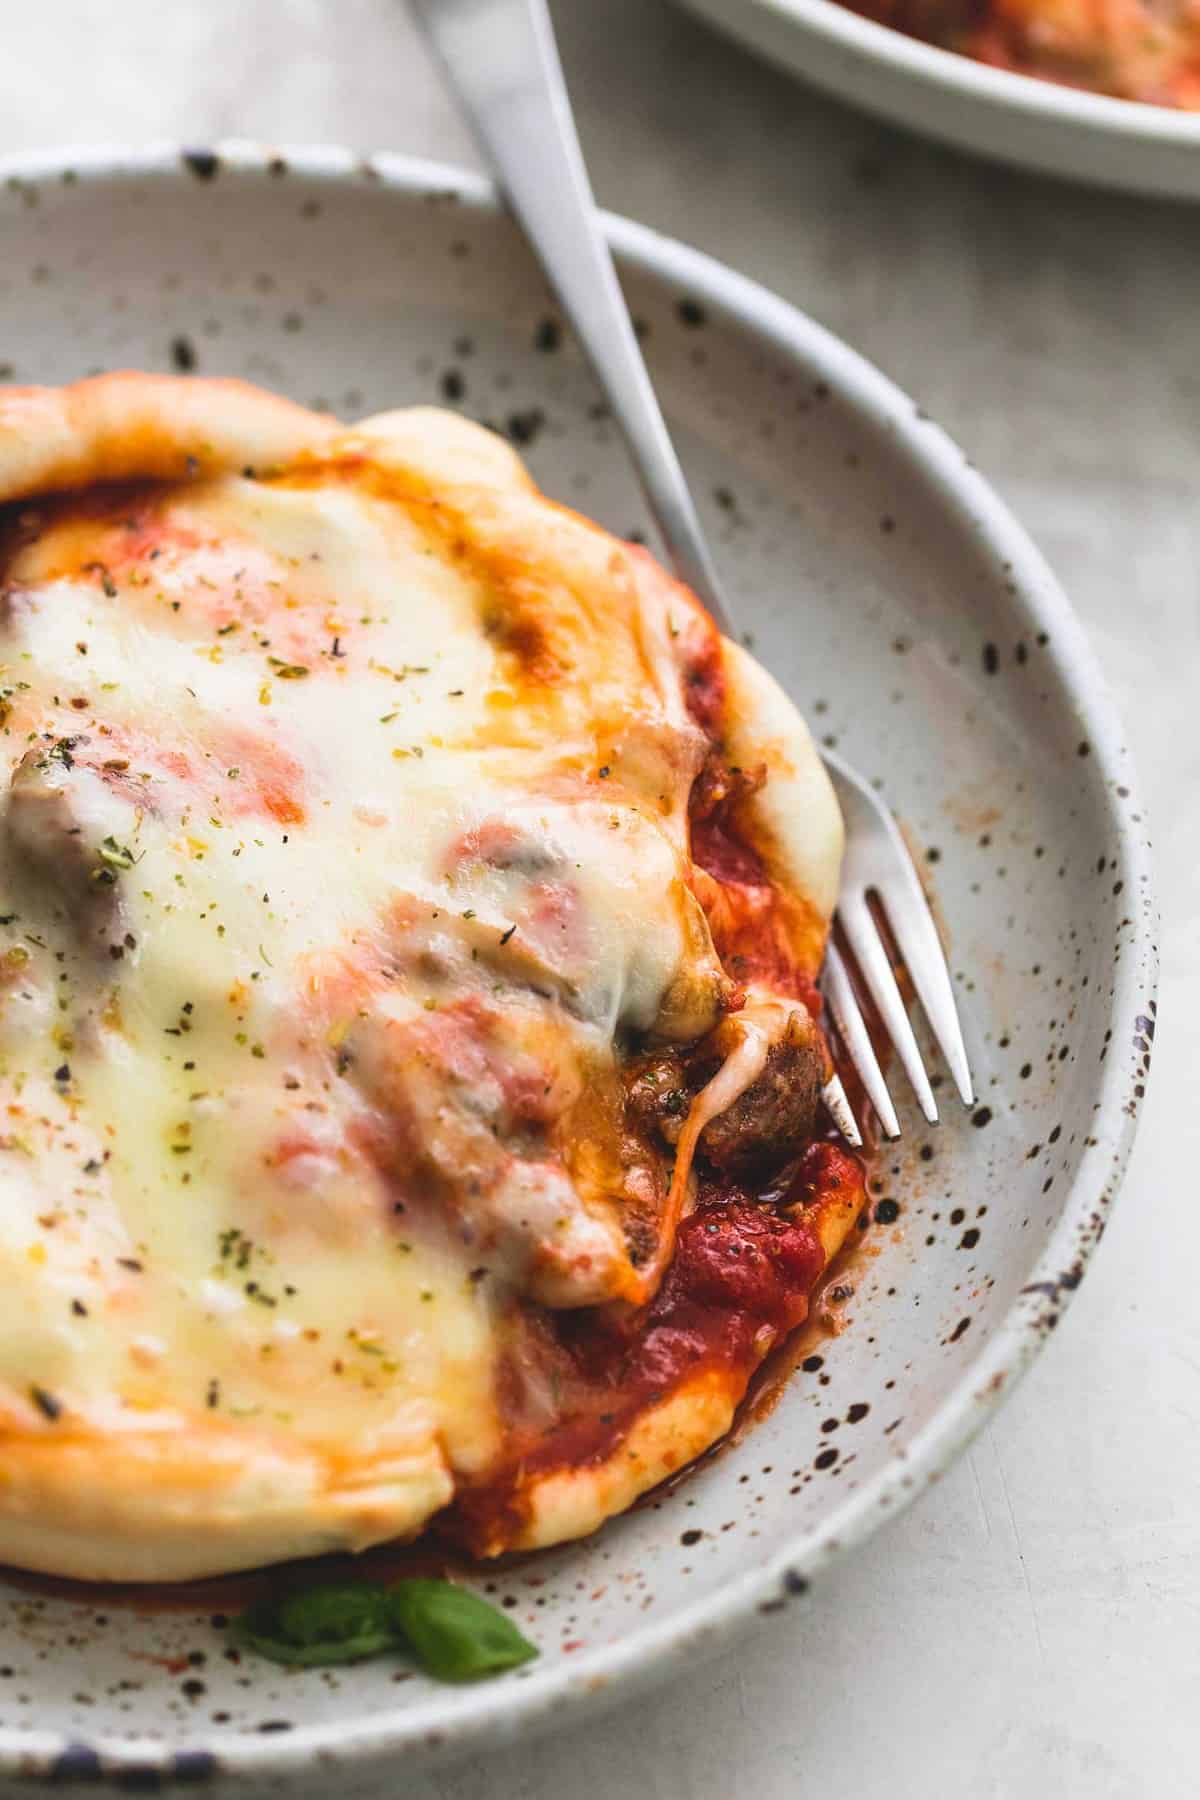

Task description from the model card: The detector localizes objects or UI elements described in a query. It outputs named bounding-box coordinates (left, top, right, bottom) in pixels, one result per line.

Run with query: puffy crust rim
left=0, top=1421, right=453, bottom=1584
left=0, top=372, right=338, bottom=503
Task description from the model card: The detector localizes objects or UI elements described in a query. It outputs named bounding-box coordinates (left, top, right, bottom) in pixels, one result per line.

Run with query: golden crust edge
left=0, top=379, right=534, bottom=507
left=0, top=1425, right=453, bottom=1584
left=505, top=1371, right=738, bottom=1555
left=0, top=372, right=341, bottom=502
left=719, top=639, right=845, bottom=932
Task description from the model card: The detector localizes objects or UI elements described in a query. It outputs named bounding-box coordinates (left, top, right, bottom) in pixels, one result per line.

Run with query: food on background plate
left=0, top=374, right=865, bottom=1586
left=842, top=0, right=1200, bottom=107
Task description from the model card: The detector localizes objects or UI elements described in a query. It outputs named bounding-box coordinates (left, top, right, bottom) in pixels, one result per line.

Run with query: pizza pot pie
left=0, top=375, right=865, bottom=1582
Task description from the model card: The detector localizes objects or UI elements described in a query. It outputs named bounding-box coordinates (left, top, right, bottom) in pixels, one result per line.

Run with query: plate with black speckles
left=0, top=143, right=1156, bottom=1793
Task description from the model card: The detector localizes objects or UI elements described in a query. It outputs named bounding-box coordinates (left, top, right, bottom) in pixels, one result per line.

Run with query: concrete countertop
left=1, top=3, right=1194, bottom=1794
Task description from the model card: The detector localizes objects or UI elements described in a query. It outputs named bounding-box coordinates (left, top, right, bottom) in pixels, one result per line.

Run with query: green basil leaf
left=388, top=1579, right=538, bottom=1681
left=232, top=1583, right=400, bottom=1667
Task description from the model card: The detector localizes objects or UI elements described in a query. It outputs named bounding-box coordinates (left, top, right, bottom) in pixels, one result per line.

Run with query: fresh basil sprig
left=231, top=1584, right=397, bottom=1667
left=387, top=1579, right=538, bottom=1682
left=232, top=1578, right=538, bottom=1680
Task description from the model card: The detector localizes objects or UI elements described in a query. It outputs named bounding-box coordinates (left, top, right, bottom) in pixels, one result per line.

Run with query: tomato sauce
left=680, top=614, right=727, bottom=739
left=688, top=753, right=825, bottom=1017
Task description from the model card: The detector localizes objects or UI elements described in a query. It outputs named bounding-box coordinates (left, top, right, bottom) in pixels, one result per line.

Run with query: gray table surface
left=2, top=3, right=1196, bottom=1795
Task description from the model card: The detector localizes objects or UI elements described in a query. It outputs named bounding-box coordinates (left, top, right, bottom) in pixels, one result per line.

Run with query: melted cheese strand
left=628, top=1011, right=773, bottom=1306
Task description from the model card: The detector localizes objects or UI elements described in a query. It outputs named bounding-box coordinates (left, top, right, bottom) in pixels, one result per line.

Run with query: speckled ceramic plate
left=0, top=145, right=1155, bottom=1793
left=678, top=0, right=1200, bottom=200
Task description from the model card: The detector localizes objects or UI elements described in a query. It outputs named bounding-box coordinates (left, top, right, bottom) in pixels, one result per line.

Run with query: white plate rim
left=679, top=0, right=1200, bottom=164
left=0, top=142, right=1158, bottom=1781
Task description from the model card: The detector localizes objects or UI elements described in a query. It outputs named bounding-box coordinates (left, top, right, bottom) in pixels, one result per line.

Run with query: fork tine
left=823, top=942, right=901, bottom=1140
left=821, top=750, right=974, bottom=1113
left=838, top=896, right=939, bottom=1125
left=874, top=867, right=976, bottom=1110
left=821, top=1073, right=862, bottom=1149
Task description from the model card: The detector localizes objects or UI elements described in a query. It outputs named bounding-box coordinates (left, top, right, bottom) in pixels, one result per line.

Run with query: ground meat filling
left=626, top=1007, right=826, bottom=1179
left=698, top=1010, right=825, bottom=1174
left=626, top=743, right=831, bottom=1181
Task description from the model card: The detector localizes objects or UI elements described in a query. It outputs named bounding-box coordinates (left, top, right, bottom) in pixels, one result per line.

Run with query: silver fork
left=411, top=0, right=974, bottom=1140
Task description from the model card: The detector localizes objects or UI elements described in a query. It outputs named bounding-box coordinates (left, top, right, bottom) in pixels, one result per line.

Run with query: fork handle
left=412, top=0, right=733, bottom=636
